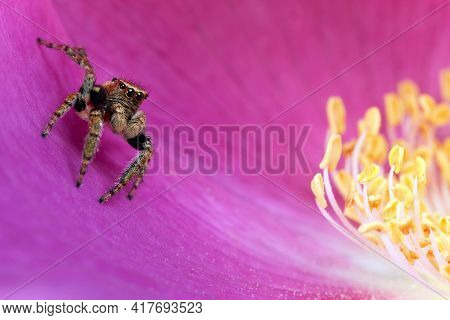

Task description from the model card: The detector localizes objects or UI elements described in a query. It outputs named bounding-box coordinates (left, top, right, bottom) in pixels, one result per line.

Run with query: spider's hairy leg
left=41, top=93, right=77, bottom=137
left=37, top=38, right=91, bottom=70
left=127, top=168, right=145, bottom=200
left=123, top=112, right=148, bottom=199
left=37, top=38, right=96, bottom=108
left=112, top=111, right=148, bottom=200
left=76, top=109, right=104, bottom=188
left=99, top=134, right=153, bottom=203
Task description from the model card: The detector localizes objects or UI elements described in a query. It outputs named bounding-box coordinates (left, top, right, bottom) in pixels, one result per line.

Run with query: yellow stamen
left=398, top=80, right=419, bottom=118
left=429, top=103, right=450, bottom=127
left=388, top=145, right=405, bottom=174
left=368, top=176, right=387, bottom=196
left=398, top=217, right=414, bottom=234
left=342, top=139, right=356, bottom=157
left=441, top=265, right=450, bottom=281
left=364, top=233, right=384, bottom=247
left=398, top=80, right=419, bottom=99
left=384, top=93, right=404, bottom=127
left=415, top=156, right=427, bottom=184
left=312, top=69, right=450, bottom=288
left=363, top=107, right=381, bottom=136
left=393, top=183, right=413, bottom=209
left=358, top=221, right=385, bottom=233
left=311, top=173, right=327, bottom=209
left=326, top=96, right=346, bottom=134
left=381, top=199, right=398, bottom=221
left=363, top=134, right=387, bottom=164
left=320, top=134, right=342, bottom=171
left=368, top=194, right=381, bottom=209
left=439, top=216, right=450, bottom=234
left=419, top=94, right=436, bottom=119
left=357, top=163, right=379, bottom=184
left=386, top=220, right=403, bottom=244
left=333, top=170, right=353, bottom=198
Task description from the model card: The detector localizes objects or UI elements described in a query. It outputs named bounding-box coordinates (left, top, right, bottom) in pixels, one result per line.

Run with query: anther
left=319, top=134, right=342, bottom=171
left=326, top=96, right=346, bottom=134
left=311, top=173, right=327, bottom=209
left=388, top=145, right=405, bottom=174
left=384, top=93, right=404, bottom=127
left=363, top=107, right=381, bottom=135
left=357, top=163, right=379, bottom=184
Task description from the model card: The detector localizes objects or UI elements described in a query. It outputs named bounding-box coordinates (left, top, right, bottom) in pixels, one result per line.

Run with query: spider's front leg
left=37, top=38, right=95, bottom=111
left=76, top=109, right=105, bottom=187
left=41, top=93, right=77, bottom=137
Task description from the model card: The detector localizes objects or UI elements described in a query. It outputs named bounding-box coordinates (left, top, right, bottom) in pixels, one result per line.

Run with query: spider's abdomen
left=127, top=133, right=152, bottom=151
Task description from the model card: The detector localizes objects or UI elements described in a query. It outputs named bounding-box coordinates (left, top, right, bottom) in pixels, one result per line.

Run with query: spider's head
left=104, top=78, right=149, bottom=106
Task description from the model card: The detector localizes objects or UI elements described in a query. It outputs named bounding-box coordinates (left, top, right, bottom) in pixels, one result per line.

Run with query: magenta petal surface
left=0, top=0, right=448, bottom=299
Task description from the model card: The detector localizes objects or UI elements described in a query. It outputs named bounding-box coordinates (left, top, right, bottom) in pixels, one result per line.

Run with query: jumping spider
left=38, top=38, right=153, bottom=203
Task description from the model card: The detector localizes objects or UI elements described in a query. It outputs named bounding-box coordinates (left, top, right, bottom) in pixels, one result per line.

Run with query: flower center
left=311, top=70, right=450, bottom=293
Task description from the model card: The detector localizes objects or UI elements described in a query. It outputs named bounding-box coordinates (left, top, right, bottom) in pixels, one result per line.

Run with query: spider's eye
left=119, top=82, right=126, bottom=89
left=126, top=88, right=135, bottom=97
left=112, top=77, right=117, bottom=81
left=136, top=92, right=143, bottom=101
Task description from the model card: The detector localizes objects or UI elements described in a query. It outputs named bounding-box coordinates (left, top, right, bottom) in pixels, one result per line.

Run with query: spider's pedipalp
left=76, top=109, right=104, bottom=187
left=41, top=93, right=77, bottom=137
left=110, top=104, right=128, bottom=133
left=124, top=111, right=146, bottom=139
